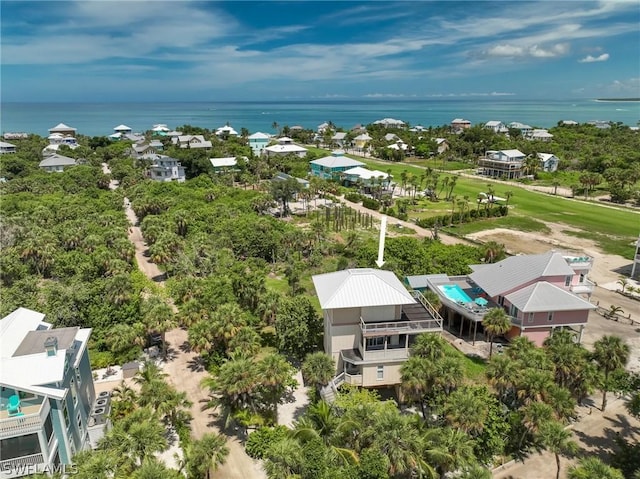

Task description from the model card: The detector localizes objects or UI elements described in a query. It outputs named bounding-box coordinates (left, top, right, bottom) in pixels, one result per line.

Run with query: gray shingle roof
left=312, top=268, right=415, bottom=309
left=310, top=155, right=364, bottom=169
left=505, top=282, right=596, bottom=312
left=469, top=251, right=574, bottom=297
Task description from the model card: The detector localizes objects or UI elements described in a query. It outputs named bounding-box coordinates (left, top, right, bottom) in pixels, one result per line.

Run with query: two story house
left=247, top=132, right=270, bottom=156
left=407, top=251, right=595, bottom=347
left=537, top=153, right=560, bottom=172
left=478, top=149, right=526, bottom=179
left=1, top=308, right=103, bottom=478
left=265, top=137, right=308, bottom=158
left=309, top=151, right=364, bottom=180
left=312, top=269, right=443, bottom=393
left=141, top=154, right=186, bottom=182
left=39, top=154, right=77, bottom=173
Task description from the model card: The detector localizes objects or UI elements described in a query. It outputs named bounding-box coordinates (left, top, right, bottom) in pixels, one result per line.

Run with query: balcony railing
left=410, top=290, right=445, bottom=324
left=360, top=317, right=442, bottom=336
left=571, top=279, right=595, bottom=295
left=344, top=373, right=363, bottom=386
left=362, top=347, right=410, bottom=361
left=0, top=453, right=45, bottom=478
left=0, top=399, right=49, bottom=439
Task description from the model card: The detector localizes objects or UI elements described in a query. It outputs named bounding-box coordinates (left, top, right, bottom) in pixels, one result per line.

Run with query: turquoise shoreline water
left=1, top=99, right=638, bottom=137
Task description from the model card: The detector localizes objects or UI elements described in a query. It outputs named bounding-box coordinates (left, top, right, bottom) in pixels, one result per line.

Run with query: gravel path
left=104, top=163, right=266, bottom=479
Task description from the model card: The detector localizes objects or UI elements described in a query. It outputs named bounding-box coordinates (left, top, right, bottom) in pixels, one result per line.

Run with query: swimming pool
left=439, top=284, right=472, bottom=304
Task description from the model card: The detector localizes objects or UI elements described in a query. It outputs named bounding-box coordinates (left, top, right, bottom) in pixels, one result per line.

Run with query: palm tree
left=443, top=387, right=489, bottom=436
left=482, top=307, right=511, bottom=357
left=185, top=432, right=229, bottom=479
left=143, top=297, right=178, bottom=359
left=481, top=240, right=506, bottom=263
left=504, top=190, right=513, bottom=206
left=411, top=333, right=447, bottom=360
left=567, top=457, right=624, bottom=479
left=302, top=352, right=335, bottom=401
left=617, top=277, right=629, bottom=293
left=434, top=427, right=476, bottom=474
left=519, top=401, right=553, bottom=448
left=132, top=457, right=181, bottom=479
left=111, top=381, right=139, bottom=419
left=539, top=420, right=579, bottom=479
left=486, top=354, right=517, bottom=403
left=257, top=353, right=297, bottom=423
left=592, top=335, right=630, bottom=411
left=263, top=436, right=304, bottom=478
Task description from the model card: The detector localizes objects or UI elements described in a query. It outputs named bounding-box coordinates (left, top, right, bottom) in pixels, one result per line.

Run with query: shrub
left=246, top=426, right=288, bottom=459
left=344, top=192, right=363, bottom=203
left=362, top=197, right=380, bottom=211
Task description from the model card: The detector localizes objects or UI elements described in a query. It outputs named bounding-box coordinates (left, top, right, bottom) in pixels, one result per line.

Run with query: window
left=75, top=367, right=82, bottom=386
left=70, top=379, right=78, bottom=407
left=509, top=304, right=517, bottom=317
left=0, top=434, right=41, bottom=461
left=377, top=366, right=384, bottom=380
left=64, top=405, right=70, bottom=428
left=565, top=276, right=572, bottom=287
left=579, top=273, right=585, bottom=284
left=366, top=337, right=384, bottom=350
left=528, top=312, right=534, bottom=324
left=77, top=411, right=82, bottom=431
left=498, top=296, right=504, bottom=306
left=44, top=414, right=54, bottom=443
left=547, top=312, right=554, bottom=322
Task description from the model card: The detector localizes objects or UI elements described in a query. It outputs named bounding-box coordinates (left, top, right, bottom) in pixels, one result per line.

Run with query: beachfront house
left=537, top=153, right=560, bottom=172
left=508, top=122, right=533, bottom=136
left=0, top=142, right=17, bottom=154
left=451, top=118, right=471, bottom=132
left=477, top=149, right=526, bottom=179
left=406, top=251, right=595, bottom=347
left=529, top=129, right=554, bottom=142
left=265, top=137, right=308, bottom=158
left=172, top=135, right=212, bottom=149
left=247, top=132, right=270, bottom=156
left=1, top=308, right=104, bottom=478
left=39, top=154, right=77, bottom=173
left=484, top=121, right=508, bottom=134
left=309, top=151, right=364, bottom=180
left=373, top=118, right=406, bottom=128
left=43, top=133, right=78, bottom=156
left=215, top=125, right=238, bottom=139
left=130, top=142, right=158, bottom=159
left=113, top=124, right=132, bottom=135
left=141, top=154, right=186, bottom=182
left=151, top=124, right=170, bottom=136
left=312, top=269, right=443, bottom=395
left=48, top=123, right=77, bottom=137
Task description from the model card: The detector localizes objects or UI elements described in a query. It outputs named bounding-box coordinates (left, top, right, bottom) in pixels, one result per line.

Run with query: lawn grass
left=444, top=343, right=487, bottom=382
left=442, top=215, right=551, bottom=236
left=404, top=158, right=470, bottom=171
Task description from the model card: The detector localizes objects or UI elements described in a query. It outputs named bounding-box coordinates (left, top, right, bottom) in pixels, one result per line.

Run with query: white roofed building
left=248, top=132, right=270, bottom=156
left=48, top=123, right=76, bottom=136
left=1, top=308, right=101, bottom=477
left=265, top=137, right=307, bottom=158
left=39, top=154, right=78, bottom=172
left=142, top=154, right=186, bottom=182
left=309, top=151, right=364, bottom=180
left=172, top=135, right=212, bottom=149
left=343, top=167, right=391, bottom=187
left=537, top=153, right=560, bottom=172
left=215, top=125, right=239, bottom=138
left=312, top=269, right=442, bottom=392
left=484, top=121, right=508, bottom=133
left=451, top=118, right=471, bottom=132
left=0, top=141, right=17, bottom=154
left=529, top=129, right=554, bottom=142
left=373, top=118, right=406, bottom=128
left=478, top=149, right=526, bottom=179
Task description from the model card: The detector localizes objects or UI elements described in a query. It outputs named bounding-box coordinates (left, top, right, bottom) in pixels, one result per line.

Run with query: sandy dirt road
left=110, top=172, right=266, bottom=479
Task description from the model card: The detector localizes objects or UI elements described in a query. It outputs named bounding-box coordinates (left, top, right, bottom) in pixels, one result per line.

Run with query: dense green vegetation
left=2, top=124, right=637, bottom=479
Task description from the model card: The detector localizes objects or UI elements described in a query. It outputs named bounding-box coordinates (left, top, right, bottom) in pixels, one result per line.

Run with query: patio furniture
left=475, top=297, right=489, bottom=307
left=8, top=394, right=21, bottom=416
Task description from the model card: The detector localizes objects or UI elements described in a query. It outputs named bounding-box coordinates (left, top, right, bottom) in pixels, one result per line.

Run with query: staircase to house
left=320, top=372, right=345, bottom=403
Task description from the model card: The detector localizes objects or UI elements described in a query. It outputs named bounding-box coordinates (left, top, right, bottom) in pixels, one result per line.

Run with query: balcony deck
left=0, top=399, right=48, bottom=439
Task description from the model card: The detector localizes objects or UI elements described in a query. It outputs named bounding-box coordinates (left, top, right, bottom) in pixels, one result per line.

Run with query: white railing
left=0, top=400, right=48, bottom=439
left=0, top=453, right=45, bottom=477
left=362, top=348, right=410, bottom=361
left=344, top=373, right=363, bottom=386
left=571, top=279, right=595, bottom=294
left=410, top=290, right=444, bottom=325
left=360, top=317, right=442, bottom=335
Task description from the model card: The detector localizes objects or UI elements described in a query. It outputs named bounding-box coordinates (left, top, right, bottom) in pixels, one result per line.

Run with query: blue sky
left=2, top=1, right=639, bottom=102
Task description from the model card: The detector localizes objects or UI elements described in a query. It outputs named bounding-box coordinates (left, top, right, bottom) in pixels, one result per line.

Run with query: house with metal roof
left=312, top=269, right=442, bottom=394
left=529, top=129, right=554, bottom=142
left=1, top=308, right=103, bottom=477
left=141, top=154, right=186, bottom=182
left=406, top=251, right=595, bottom=347
left=484, top=121, right=508, bottom=133
left=39, top=154, right=78, bottom=173
left=451, top=118, right=471, bottom=132
left=343, top=167, right=390, bottom=187
left=0, top=141, right=17, bottom=154
left=247, top=132, right=271, bottom=156
left=477, top=149, right=526, bottom=179
left=48, top=123, right=77, bottom=136
left=352, top=133, right=373, bottom=151
left=309, top=151, right=364, bottom=180
left=537, top=153, right=560, bottom=172
left=172, top=135, right=212, bottom=149
left=331, top=132, right=347, bottom=148
left=265, top=137, right=308, bottom=158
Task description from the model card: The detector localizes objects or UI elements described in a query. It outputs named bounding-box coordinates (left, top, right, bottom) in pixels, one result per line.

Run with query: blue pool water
left=439, top=284, right=472, bottom=304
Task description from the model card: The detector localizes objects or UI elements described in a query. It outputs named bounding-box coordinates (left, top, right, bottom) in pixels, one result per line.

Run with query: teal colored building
left=0, top=308, right=103, bottom=477
left=309, top=150, right=365, bottom=180
left=248, top=132, right=271, bottom=156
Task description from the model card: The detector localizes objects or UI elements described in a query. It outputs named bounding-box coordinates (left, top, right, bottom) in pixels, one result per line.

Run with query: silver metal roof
left=312, top=268, right=415, bottom=309
left=469, top=251, right=575, bottom=297
left=310, top=155, right=364, bottom=168
left=39, top=154, right=77, bottom=167
left=505, top=282, right=596, bottom=313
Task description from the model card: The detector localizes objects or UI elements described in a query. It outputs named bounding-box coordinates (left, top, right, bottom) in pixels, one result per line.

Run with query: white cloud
left=484, top=42, right=569, bottom=59
left=579, top=53, right=610, bottom=63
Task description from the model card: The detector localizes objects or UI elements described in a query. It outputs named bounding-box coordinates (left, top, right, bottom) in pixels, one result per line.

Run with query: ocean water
left=1, top=99, right=638, bottom=137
